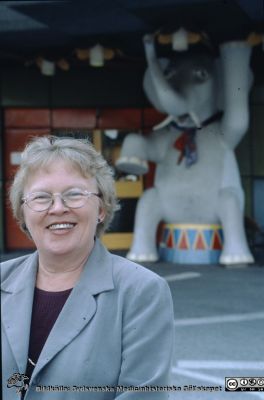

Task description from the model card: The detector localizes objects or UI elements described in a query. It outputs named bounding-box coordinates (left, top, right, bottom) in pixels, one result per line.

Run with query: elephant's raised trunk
left=143, top=34, right=187, bottom=118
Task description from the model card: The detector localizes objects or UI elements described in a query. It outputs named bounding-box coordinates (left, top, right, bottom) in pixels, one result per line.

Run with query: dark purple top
left=25, top=287, right=72, bottom=380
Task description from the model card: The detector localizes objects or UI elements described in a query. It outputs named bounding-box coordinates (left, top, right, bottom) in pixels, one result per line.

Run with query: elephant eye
left=192, top=68, right=209, bottom=82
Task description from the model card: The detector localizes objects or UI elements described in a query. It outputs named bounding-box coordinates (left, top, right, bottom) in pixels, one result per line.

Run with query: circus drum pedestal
left=159, top=224, right=223, bottom=264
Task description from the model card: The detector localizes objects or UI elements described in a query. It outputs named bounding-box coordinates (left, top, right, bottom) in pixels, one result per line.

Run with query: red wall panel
left=5, top=108, right=50, bottom=128
left=51, top=109, right=97, bottom=129
left=143, top=108, right=165, bottom=128
left=98, top=108, right=142, bottom=129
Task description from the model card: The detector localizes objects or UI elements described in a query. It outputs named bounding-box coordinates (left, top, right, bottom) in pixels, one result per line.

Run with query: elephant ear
left=143, top=58, right=170, bottom=113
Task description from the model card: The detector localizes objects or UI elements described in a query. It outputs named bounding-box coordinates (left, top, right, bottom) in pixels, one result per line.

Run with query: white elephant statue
left=116, top=33, right=255, bottom=265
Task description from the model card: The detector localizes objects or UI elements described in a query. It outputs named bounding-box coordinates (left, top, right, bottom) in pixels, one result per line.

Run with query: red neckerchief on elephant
left=172, top=111, right=223, bottom=167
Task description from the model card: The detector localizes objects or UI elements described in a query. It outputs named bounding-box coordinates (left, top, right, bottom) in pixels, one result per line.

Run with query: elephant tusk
left=189, top=111, right=202, bottom=128
left=153, top=115, right=175, bottom=130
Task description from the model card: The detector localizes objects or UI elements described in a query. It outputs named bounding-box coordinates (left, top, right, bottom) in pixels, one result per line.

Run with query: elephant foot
left=116, top=156, right=148, bottom=175
left=126, top=251, right=159, bottom=262
left=219, top=252, right=254, bottom=265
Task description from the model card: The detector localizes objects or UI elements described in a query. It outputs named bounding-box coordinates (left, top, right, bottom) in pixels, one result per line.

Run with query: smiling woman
left=19, top=158, right=105, bottom=273
left=1, top=135, right=175, bottom=400
left=10, top=135, right=118, bottom=238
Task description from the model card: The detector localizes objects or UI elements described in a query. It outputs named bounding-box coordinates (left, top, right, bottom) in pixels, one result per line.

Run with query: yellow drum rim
left=164, top=223, right=222, bottom=230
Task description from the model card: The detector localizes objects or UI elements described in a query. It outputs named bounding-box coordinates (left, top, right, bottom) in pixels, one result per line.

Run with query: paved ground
left=1, top=249, right=264, bottom=399
left=145, top=258, right=264, bottom=399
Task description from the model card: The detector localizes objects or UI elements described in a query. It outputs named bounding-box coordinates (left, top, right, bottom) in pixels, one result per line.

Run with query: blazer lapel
left=31, top=240, right=115, bottom=379
left=1, top=252, right=38, bottom=373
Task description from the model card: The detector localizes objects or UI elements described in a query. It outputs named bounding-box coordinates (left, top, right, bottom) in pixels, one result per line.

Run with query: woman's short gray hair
left=10, top=135, right=119, bottom=237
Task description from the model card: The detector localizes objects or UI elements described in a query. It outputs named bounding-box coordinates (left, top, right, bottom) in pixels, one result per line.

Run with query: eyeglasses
left=21, top=189, right=101, bottom=212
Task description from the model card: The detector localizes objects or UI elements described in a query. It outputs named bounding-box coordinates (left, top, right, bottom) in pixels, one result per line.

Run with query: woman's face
left=22, top=159, right=105, bottom=259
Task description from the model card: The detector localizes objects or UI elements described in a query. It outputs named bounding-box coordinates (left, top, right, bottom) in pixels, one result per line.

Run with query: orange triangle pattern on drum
left=211, top=231, right=222, bottom=250
left=178, top=231, right=189, bottom=249
left=195, top=232, right=207, bottom=250
left=167, top=232, right=174, bottom=248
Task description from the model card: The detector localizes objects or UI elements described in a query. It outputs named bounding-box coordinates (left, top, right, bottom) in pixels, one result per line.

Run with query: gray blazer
left=2, top=240, right=175, bottom=399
